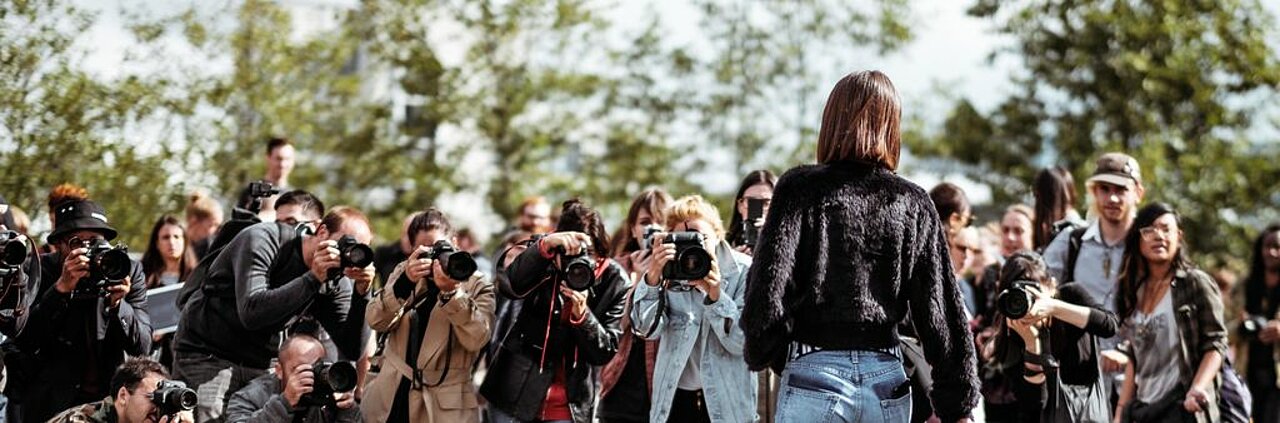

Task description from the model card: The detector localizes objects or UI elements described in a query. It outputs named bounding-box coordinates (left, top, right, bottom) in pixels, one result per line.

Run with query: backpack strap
left=1064, top=227, right=1087, bottom=284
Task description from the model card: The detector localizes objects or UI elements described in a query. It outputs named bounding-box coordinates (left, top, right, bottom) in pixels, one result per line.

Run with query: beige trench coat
left=361, top=262, right=495, bottom=423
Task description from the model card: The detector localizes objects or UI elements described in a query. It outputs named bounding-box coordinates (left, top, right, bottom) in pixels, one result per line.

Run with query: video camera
left=660, top=232, right=712, bottom=282
left=151, top=380, right=197, bottom=416
left=71, top=237, right=131, bottom=297
left=423, top=239, right=478, bottom=281
left=0, top=230, right=28, bottom=278
left=242, top=181, right=281, bottom=215
left=298, top=360, right=357, bottom=408
left=997, top=280, right=1038, bottom=319
left=327, top=235, right=374, bottom=281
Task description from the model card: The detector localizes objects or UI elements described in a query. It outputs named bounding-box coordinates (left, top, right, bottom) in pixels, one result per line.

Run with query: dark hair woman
left=141, top=215, right=197, bottom=288
left=1032, top=166, right=1085, bottom=251
left=725, top=170, right=777, bottom=254
left=1113, top=203, right=1227, bottom=423
left=741, top=70, right=980, bottom=423
left=481, top=199, right=630, bottom=423
left=984, top=251, right=1117, bottom=422
left=1237, top=223, right=1280, bottom=422
left=598, top=188, right=671, bottom=423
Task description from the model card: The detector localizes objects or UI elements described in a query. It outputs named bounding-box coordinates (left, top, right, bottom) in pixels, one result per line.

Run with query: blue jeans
left=775, top=349, right=912, bottom=423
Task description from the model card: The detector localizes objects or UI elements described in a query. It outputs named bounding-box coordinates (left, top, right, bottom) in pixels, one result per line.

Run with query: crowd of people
left=0, top=69, right=1274, bottom=423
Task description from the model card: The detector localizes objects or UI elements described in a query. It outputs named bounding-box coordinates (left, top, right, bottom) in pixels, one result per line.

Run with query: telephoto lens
left=0, top=231, right=27, bottom=276
left=997, top=280, right=1038, bottom=319
left=151, top=380, right=197, bottom=416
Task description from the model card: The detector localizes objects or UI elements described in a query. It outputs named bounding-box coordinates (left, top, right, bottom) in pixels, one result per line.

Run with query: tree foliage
left=907, top=0, right=1280, bottom=267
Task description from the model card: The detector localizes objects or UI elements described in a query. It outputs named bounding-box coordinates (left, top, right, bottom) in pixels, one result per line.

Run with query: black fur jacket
left=740, top=160, right=980, bottom=422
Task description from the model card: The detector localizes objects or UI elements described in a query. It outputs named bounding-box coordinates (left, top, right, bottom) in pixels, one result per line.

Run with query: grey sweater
left=174, top=222, right=351, bottom=368
left=226, top=373, right=361, bottom=423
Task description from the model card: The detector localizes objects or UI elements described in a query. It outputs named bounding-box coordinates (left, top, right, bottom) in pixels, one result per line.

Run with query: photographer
left=0, top=194, right=37, bottom=337
left=986, top=251, right=1118, bottom=422
left=48, top=357, right=194, bottom=423
left=363, top=209, right=495, bottom=423
left=1240, top=224, right=1280, bottom=422
left=631, top=195, right=756, bottom=422
left=480, top=199, right=629, bottom=423
left=17, top=200, right=152, bottom=423
left=225, top=334, right=360, bottom=423
left=173, top=202, right=370, bottom=423
left=236, top=138, right=295, bottom=222
left=724, top=170, right=775, bottom=256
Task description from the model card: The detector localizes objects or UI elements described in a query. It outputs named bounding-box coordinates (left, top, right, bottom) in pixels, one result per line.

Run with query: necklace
left=1101, top=240, right=1121, bottom=279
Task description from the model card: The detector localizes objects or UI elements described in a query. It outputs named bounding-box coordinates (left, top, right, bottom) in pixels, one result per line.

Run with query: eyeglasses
left=1139, top=226, right=1175, bottom=241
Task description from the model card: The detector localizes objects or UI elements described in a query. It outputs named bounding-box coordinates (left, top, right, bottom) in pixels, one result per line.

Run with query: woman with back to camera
left=985, top=251, right=1118, bottom=422
left=597, top=187, right=672, bottom=423
left=1113, top=203, right=1226, bottom=423
left=740, top=70, right=979, bottom=423
left=1032, top=166, right=1085, bottom=252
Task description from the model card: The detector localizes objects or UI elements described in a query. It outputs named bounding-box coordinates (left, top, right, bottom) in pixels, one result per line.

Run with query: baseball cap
left=1087, top=152, right=1142, bottom=189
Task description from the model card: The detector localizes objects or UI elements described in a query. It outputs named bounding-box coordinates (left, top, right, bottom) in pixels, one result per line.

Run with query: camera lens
left=97, top=248, right=132, bottom=281
left=563, top=256, right=595, bottom=291
left=440, top=251, right=478, bottom=281
left=676, top=248, right=712, bottom=280
left=344, top=244, right=374, bottom=268
left=316, top=361, right=358, bottom=392
left=2, top=236, right=27, bottom=267
left=998, top=289, right=1031, bottom=319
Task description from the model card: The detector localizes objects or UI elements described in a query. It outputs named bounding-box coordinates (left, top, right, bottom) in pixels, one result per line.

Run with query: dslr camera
left=423, top=239, right=478, bottom=281
left=553, top=244, right=596, bottom=292
left=327, top=235, right=374, bottom=281
left=661, top=232, right=712, bottom=281
left=1241, top=315, right=1272, bottom=337
left=997, top=280, right=1038, bottom=319
left=298, top=360, right=358, bottom=408
left=0, top=230, right=28, bottom=279
left=71, top=237, right=131, bottom=297
left=637, top=224, right=663, bottom=251
left=151, top=380, right=197, bottom=416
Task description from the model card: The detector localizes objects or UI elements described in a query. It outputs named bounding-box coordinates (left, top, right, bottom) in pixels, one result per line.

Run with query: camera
left=241, top=181, right=281, bottom=214
left=661, top=232, right=712, bottom=281
left=1242, top=315, right=1271, bottom=336
left=72, top=237, right=131, bottom=296
left=151, top=380, right=197, bottom=416
left=423, top=239, right=478, bottom=281
left=0, top=231, right=28, bottom=278
left=299, top=360, right=357, bottom=407
left=549, top=244, right=596, bottom=291
left=328, top=235, right=374, bottom=281
left=637, top=224, right=663, bottom=250
left=997, top=280, right=1038, bottom=319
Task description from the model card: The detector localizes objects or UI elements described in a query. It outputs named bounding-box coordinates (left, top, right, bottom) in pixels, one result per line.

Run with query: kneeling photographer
left=631, top=195, right=755, bottom=423
left=226, top=333, right=360, bottom=423
left=363, top=208, right=495, bottom=423
left=19, top=200, right=152, bottom=423
left=481, top=199, right=629, bottom=423
left=48, top=357, right=195, bottom=423
left=986, top=251, right=1118, bottom=422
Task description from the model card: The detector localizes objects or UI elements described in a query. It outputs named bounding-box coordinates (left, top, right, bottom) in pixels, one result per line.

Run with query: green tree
left=908, top=0, right=1280, bottom=266
left=0, top=0, right=192, bottom=248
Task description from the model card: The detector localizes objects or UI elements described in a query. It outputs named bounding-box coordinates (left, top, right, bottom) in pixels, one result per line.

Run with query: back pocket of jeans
left=879, top=380, right=912, bottom=422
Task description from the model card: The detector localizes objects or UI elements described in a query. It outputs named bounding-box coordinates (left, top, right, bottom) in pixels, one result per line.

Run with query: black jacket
left=480, top=244, right=629, bottom=423
left=14, top=252, right=151, bottom=423
left=740, top=161, right=981, bottom=422
left=226, top=373, right=361, bottom=423
left=174, top=222, right=352, bottom=369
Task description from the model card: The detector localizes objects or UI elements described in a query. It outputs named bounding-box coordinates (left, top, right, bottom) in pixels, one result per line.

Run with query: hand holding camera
left=151, top=380, right=197, bottom=417
left=292, top=360, right=357, bottom=409
left=57, top=238, right=132, bottom=297
left=644, top=232, right=714, bottom=288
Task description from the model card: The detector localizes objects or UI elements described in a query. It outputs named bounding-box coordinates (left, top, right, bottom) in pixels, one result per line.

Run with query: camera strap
left=641, top=278, right=668, bottom=339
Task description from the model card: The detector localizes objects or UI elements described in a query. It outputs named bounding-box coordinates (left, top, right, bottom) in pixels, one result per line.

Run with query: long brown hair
left=815, top=70, right=902, bottom=169
left=725, top=170, right=777, bottom=247
left=610, top=188, right=673, bottom=257
left=1032, top=166, right=1078, bottom=249
left=1116, top=203, right=1193, bottom=321
left=141, top=215, right=197, bottom=288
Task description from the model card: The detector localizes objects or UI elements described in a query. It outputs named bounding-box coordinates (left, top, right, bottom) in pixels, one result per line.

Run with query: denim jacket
left=632, top=240, right=757, bottom=422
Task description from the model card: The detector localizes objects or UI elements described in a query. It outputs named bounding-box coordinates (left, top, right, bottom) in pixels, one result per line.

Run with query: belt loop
left=412, top=368, right=424, bottom=389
